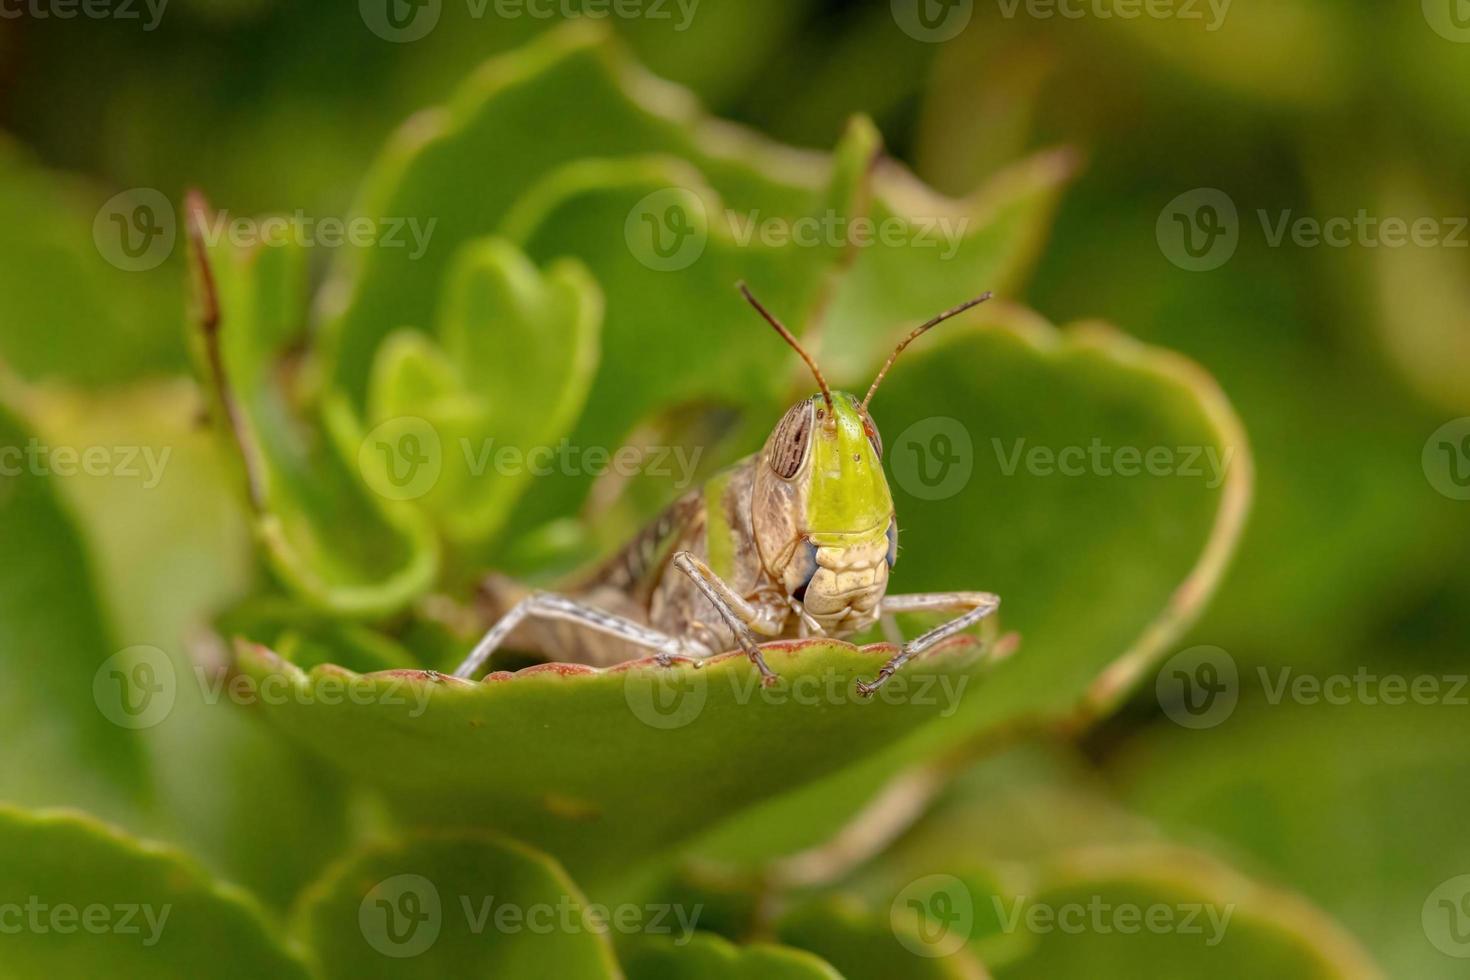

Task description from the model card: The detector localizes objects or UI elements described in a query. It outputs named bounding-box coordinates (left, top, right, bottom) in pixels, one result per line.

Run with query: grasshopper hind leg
left=452, top=591, right=701, bottom=681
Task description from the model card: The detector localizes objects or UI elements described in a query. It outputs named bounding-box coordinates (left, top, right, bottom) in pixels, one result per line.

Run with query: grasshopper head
left=753, top=391, right=895, bottom=597
left=737, top=283, right=991, bottom=604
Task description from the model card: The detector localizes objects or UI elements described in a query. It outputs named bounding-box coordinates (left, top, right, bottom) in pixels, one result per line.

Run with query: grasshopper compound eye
left=768, top=399, right=814, bottom=479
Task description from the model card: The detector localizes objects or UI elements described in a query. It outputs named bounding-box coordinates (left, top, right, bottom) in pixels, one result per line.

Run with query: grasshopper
left=454, top=283, right=1001, bottom=695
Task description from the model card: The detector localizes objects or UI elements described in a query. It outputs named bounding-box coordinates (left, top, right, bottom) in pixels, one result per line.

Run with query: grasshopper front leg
left=672, top=552, right=784, bottom=685
left=856, top=591, right=1002, bottom=697
left=453, top=592, right=695, bottom=680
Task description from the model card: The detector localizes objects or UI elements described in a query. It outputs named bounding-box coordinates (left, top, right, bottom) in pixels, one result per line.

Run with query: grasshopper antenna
left=862, top=291, right=993, bottom=411
left=738, top=281, right=834, bottom=414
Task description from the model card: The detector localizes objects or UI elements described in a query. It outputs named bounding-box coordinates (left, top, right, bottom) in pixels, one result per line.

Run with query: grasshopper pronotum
left=454, top=283, right=1002, bottom=695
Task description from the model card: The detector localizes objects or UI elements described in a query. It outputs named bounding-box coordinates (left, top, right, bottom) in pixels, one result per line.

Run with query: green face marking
left=803, top=392, right=893, bottom=548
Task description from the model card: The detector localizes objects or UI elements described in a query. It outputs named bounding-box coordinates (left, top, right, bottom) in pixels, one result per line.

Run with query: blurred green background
left=1, top=2, right=1468, bottom=977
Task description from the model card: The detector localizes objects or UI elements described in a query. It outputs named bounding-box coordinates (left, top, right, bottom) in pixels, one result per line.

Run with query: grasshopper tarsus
left=745, top=646, right=778, bottom=686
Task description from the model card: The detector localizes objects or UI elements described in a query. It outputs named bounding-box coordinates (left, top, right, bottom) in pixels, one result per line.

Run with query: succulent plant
left=3, top=20, right=1453, bottom=979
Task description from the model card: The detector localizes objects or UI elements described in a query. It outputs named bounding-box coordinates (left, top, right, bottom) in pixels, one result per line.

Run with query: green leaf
left=1117, top=703, right=1470, bottom=980
left=295, top=832, right=620, bottom=979
left=366, top=239, right=603, bottom=545
left=0, top=401, right=145, bottom=814
left=16, top=381, right=354, bottom=909
left=318, top=22, right=840, bottom=401
left=1368, top=170, right=1470, bottom=414
left=875, top=311, right=1250, bottom=730
left=0, top=139, right=183, bottom=384
left=497, top=125, right=1070, bottom=536
left=921, top=8, right=1470, bottom=672
left=495, top=143, right=869, bottom=530
left=620, top=931, right=843, bottom=980
left=816, top=147, right=1077, bottom=383
left=188, top=211, right=440, bottom=617
left=233, top=635, right=993, bottom=887
left=0, top=805, right=310, bottom=978
left=318, top=25, right=1069, bottom=518
left=777, top=895, right=991, bottom=980
left=989, top=846, right=1380, bottom=979
left=1092, top=0, right=1351, bottom=108
left=688, top=306, right=1251, bottom=868
left=219, top=595, right=421, bottom=674
left=802, top=744, right=1380, bottom=979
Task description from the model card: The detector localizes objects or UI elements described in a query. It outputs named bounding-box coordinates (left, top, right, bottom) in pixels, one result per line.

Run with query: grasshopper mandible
left=455, top=283, right=1001, bottom=695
